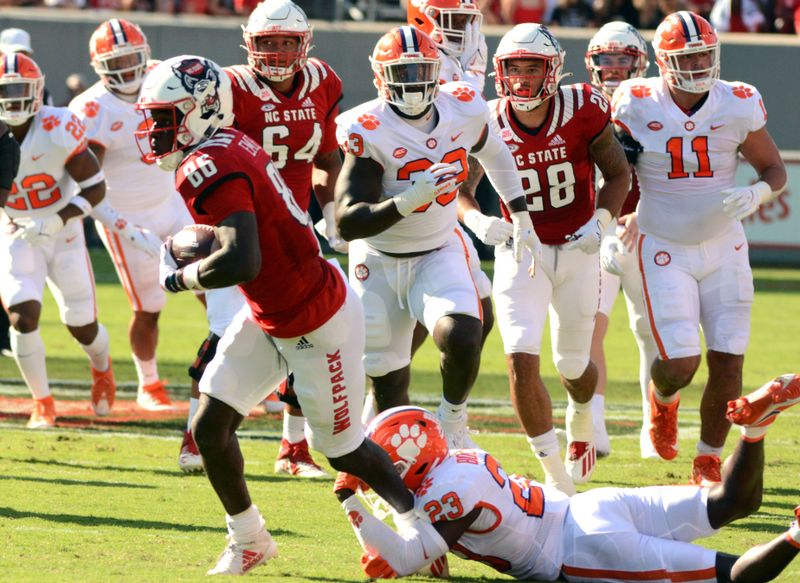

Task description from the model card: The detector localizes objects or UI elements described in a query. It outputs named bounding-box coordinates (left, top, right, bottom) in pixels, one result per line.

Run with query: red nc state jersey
left=226, top=58, right=343, bottom=211
left=490, top=83, right=611, bottom=245
left=174, top=128, right=346, bottom=338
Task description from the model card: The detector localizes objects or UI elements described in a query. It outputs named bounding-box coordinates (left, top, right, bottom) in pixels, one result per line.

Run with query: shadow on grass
left=0, top=506, right=299, bottom=535
left=726, top=520, right=788, bottom=535
left=0, top=474, right=155, bottom=489
left=753, top=276, right=800, bottom=294
left=0, top=456, right=304, bottom=484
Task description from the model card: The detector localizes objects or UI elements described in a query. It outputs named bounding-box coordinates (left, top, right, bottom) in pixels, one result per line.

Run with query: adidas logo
left=296, top=336, right=314, bottom=350
left=301, top=96, right=314, bottom=108
left=547, top=134, right=566, bottom=147
left=240, top=549, right=264, bottom=573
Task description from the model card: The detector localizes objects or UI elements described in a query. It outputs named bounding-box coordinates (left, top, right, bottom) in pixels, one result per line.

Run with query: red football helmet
left=407, top=0, right=482, bottom=56
left=371, top=26, right=440, bottom=116
left=0, top=53, right=44, bottom=126
left=366, top=406, right=449, bottom=493
left=653, top=11, right=719, bottom=94
left=90, top=18, right=151, bottom=96
left=242, top=0, right=312, bottom=82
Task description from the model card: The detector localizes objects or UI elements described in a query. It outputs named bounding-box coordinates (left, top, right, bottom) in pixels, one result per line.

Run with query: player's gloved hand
left=463, top=209, right=512, bottom=245
left=460, top=21, right=487, bottom=74
left=721, top=181, right=772, bottom=221
left=159, top=240, right=185, bottom=293
left=510, top=210, right=542, bottom=277
left=361, top=552, right=397, bottom=579
left=564, top=209, right=613, bottom=255
left=316, top=202, right=349, bottom=253
left=12, top=214, right=65, bottom=246
left=334, top=471, right=368, bottom=501
left=394, top=163, right=457, bottom=217
left=600, top=235, right=625, bottom=276
left=116, top=219, right=162, bottom=259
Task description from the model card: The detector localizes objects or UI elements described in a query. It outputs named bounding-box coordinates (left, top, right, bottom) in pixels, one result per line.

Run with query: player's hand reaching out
left=460, top=21, right=487, bottom=73
left=393, top=163, right=457, bottom=217
left=510, top=211, right=542, bottom=277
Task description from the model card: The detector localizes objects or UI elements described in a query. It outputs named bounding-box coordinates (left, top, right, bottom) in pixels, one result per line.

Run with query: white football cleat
left=178, top=430, right=204, bottom=474
left=565, top=441, right=596, bottom=484
left=207, top=528, right=277, bottom=576
left=437, top=409, right=477, bottom=450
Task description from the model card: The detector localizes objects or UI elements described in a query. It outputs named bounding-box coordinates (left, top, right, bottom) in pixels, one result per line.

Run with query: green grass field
left=0, top=250, right=799, bottom=582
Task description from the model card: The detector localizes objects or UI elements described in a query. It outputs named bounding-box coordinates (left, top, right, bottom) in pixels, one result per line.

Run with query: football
left=168, top=224, right=220, bottom=267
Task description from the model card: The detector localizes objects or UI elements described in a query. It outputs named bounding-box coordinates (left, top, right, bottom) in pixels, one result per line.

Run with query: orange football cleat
left=90, top=358, right=116, bottom=416
left=137, top=379, right=173, bottom=411
left=690, top=454, right=721, bottom=486
left=726, top=374, right=800, bottom=428
left=649, top=385, right=680, bottom=461
left=27, top=395, right=56, bottom=429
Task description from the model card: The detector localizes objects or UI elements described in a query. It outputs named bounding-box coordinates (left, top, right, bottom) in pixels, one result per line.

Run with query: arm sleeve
left=341, top=496, right=449, bottom=577
left=0, top=127, right=20, bottom=191
left=470, top=127, right=524, bottom=206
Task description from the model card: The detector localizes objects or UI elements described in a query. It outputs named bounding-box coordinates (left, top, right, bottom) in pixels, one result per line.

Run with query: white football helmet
left=494, top=23, right=566, bottom=112
left=407, top=0, right=483, bottom=56
left=135, top=55, right=234, bottom=171
left=243, top=0, right=312, bottom=82
left=585, top=22, right=649, bottom=96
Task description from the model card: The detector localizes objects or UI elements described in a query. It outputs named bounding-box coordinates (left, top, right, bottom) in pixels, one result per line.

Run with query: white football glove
left=600, top=235, right=625, bottom=276
left=316, top=202, right=349, bottom=253
left=394, top=163, right=457, bottom=217
left=721, top=181, right=772, bottom=221
left=510, top=211, right=542, bottom=277
left=12, top=214, right=65, bottom=246
left=564, top=209, right=613, bottom=255
left=159, top=241, right=180, bottom=292
left=460, top=21, right=487, bottom=74
left=117, top=219, right=163, bottom=259
left=463, top=209, right=513, bottom=245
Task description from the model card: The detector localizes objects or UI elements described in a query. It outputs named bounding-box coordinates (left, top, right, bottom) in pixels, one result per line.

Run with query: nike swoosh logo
left=734, top=243, right=744, bottom=251
left=451, top=132, right=463, bottom=142
left=65, top=236, right=77, bottom=244
left=32, top=154, right=44, bottom=161
left=710, top=124, right=725, bottom=131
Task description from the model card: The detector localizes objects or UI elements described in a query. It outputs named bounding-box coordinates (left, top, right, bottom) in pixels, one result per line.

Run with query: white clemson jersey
left=69, top=82, right=179, bottom=214
left=415, top=449, right=569, bottom=581
left=612, top=77, right=767, bottom=244
left=6, top=106, right=87, bottom=219
left=336, top=84, right=488, bottom=254
left=438, top=50, right=485, bottom=94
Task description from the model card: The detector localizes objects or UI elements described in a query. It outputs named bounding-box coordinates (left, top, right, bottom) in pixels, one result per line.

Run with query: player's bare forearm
left=197, top=212, right=261, bottom=289
left=335, top=153, right=402, bottom=240
left=312, top=148, right=342, bottom=207
left=591, top=124, right=631, bottom=217
left=457, top=156, right=485, bottom=220
left=740, top=128, right=787, bottom=197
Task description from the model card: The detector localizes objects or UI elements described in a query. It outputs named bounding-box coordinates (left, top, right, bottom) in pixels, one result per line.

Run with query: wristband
left=181, top=261, right=205, bottom=291
left=77, top=170, right=105, bottom=190
left=69, top=195, right=94, bottom=218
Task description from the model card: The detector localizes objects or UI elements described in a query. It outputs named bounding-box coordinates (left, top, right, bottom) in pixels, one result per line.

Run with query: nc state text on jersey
left=514, top=145, right=568, bottom=167
left=263, top=107, right=318, bottom=124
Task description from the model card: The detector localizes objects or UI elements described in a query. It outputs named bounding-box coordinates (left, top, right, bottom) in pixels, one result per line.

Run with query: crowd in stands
left=0, top=0, right=797, bottom=36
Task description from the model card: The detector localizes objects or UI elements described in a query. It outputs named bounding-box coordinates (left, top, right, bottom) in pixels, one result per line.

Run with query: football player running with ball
left=336, top=374, right=800, bottom=582
left=335, top=26, right=541, bottom=450
left=611, top=11, right=787, bottom=486
left=458, top=24, right=630, bottom=495
left=225, top=0, right=344, bottom=479
left=137, top=55, right=416, bottom=576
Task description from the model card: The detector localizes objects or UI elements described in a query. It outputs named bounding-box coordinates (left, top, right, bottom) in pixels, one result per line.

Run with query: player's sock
left=528, top=429, right=575, bottom=495
left=741, top=424, right=769, bottom=442
left=283, top=412, right=306, bottom=444
left=653, top=388, right=679, bottom=405
left=133, top=354, right=159, bottom=387
left=187, top=397, right=199, bottom=431
left=226, top=504, right=265, bottom=542
left=80, top=324, right=110, bottom=372
left=566, top=395, right=594, bottom=443
left=696, top=440, right=723, bottom=458
left=11, top=328, right=50, bottom=400
left=437, top=396, right=467, bottom=422
left=592, top=393, right=605, bottom=422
